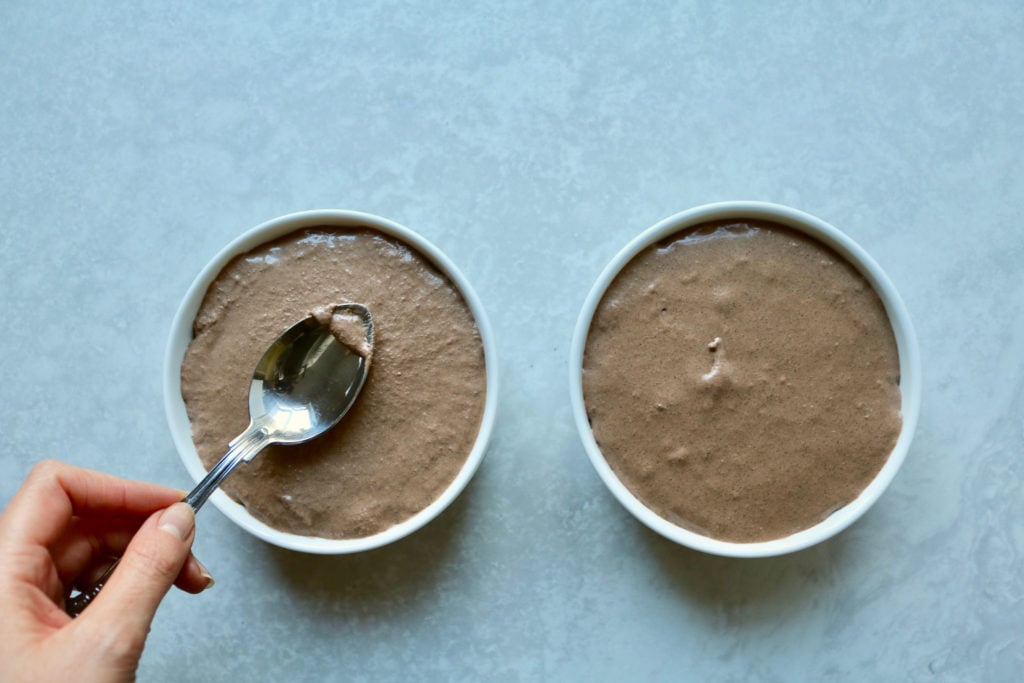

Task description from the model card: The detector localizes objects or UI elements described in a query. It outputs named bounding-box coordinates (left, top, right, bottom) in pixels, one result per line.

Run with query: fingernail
left=197, top=559, right=215, bottom=590
left=158, top=502, right=195, bottom=541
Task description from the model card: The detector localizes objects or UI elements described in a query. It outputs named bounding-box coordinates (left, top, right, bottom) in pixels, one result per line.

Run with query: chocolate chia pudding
left=180, top=228, right=487, bottom=539
left=582, top=219, right=903, bottom=543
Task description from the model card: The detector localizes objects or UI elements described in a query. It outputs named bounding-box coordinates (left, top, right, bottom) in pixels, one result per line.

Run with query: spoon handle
left=184, top=426, right=270, bottom=510
left=65, top=426, right=271, bottom=617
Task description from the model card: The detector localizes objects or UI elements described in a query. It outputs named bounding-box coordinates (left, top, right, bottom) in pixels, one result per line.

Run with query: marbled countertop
left=1, top=2, right=1021, bottom=681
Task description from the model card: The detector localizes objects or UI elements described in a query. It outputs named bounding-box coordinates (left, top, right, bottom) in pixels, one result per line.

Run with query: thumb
left=81, top=503, right=195, bottom=644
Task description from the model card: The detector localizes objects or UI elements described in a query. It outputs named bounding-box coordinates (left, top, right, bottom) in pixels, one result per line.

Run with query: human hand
left=0, top=460, right=214, bottom=682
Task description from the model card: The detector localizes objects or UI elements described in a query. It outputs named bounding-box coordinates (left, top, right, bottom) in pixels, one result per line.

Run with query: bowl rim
left=164, top=209, right=499, bottom=554
left=568, top=201, right=922, bottom=558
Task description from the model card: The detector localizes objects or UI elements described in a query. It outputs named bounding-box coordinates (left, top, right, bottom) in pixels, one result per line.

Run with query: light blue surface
left=1, top=2, right=1022, bottom=681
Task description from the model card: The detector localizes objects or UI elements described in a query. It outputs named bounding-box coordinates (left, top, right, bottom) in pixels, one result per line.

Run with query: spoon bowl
left=251, top=304, right=373, bottom=445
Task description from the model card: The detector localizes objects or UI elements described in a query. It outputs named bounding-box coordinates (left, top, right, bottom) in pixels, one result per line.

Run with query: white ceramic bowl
left=569, top=201, right=921, bottom=558
left=165, top=210, right=498, bottom=553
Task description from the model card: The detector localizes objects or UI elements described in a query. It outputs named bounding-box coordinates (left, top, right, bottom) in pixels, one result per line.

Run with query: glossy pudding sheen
left=181, top=228, right=486, bottom=539
left=582, top=220, right=903, bottom=543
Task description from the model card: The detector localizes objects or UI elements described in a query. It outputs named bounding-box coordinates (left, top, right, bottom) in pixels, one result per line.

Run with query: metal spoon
left=66, top=303, right=374, bottom=616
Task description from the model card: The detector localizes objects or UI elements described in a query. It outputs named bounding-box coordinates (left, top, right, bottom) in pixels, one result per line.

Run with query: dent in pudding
left=181, top=228, right=486, bottom=539
left=582, top=220, right=903, bottom=543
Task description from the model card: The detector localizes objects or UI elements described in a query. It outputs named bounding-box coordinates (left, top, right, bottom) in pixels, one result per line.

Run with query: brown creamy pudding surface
left=181, top=228, right=486, bottom=539
left=582, top=220, right=903, bottom=543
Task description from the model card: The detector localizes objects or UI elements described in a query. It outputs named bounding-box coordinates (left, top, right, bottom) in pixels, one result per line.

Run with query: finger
left=53, top=519, right=212, bottom=598
left=176, top=553, right=215, bottom=594
left=74, top=557, right=121, bottom=590
left=0, top=460, right=185, bottom=547
left=50, top=517, right=142, bottom=585
left=69, top=552, right=211, bottom=598
left=79, top=503, right=195, bottom=641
